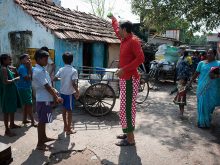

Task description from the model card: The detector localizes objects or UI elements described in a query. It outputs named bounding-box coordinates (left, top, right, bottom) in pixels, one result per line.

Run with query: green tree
left=130, top=0, right=220, bottom=31
left=82, top=0, right=116, bottom=18
left=189, top=35, right=207, bottom=45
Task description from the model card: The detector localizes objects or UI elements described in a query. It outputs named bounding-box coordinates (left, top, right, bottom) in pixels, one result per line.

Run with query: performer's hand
left=115, top=69, right=124, bottom=78
left=107, top=12, right=114, bottom=19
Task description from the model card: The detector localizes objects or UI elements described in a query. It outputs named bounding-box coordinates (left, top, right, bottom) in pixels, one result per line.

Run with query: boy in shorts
left=17, top=54, right=36, bottom=126
left=54, top=52, right=79, bottom=135
left=32, top=49, right=63, bottom=151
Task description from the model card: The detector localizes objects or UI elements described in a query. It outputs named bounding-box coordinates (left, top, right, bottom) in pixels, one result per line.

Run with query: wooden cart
left=77, top=65, right=149, bottom=117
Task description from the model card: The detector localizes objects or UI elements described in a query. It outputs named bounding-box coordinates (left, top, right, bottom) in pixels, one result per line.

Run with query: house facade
left=0, top=0, right=120, bottom=68
left=207, top=33, right=220, bottom=59
left=148, top=35, right=181, bottom=46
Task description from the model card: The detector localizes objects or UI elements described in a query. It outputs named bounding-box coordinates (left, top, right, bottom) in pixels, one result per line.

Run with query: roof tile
left=14, top=0, right=120, bottom=43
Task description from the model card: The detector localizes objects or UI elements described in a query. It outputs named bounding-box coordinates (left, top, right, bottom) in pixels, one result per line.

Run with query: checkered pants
left=119, top=77, right=139, bottom=133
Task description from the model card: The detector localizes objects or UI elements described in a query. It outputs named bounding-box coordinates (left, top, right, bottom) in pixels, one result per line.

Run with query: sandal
left=115, top=139, right=135, bottom=146
left=64, top=126, right=73, bottom=132
left=36, top=144, right=50, bottom=151
left=116, top=134, right=127, bottom=139
left=10, top=124, right=21, bottom=129
left=31, top=123, right=38, bottom=127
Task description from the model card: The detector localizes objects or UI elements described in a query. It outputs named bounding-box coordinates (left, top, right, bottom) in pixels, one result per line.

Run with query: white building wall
left=207, top=34, right=220, bottom=42
left=0, top=0, right=54, bottom=54
left=165, top=30, right=180, bottom=41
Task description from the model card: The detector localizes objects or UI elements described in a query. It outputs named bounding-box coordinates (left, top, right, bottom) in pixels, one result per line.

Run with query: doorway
left=83, top=43, right=93, bottom=67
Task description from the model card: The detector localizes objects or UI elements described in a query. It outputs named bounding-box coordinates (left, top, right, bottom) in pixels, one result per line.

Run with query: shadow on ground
left=69, top=105, right=120, bottom=131
left=136, top=81, right=220, bottom=157
left=101, top=146, right=141, bottom=165
left=0, top=109, right=36, bottom=143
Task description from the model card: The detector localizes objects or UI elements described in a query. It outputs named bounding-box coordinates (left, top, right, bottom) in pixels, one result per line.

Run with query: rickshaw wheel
left=136, top=78, right=149, bottom=104
left=83, top=83, right=116, bottom=116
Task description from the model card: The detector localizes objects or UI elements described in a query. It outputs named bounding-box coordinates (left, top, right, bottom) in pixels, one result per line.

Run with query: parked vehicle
left=148, top=60, right=176, bottom=86
left=76, top=62, right=150, bottom=117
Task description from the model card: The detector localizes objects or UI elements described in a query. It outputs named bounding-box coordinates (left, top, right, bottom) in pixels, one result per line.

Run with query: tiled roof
left=14, top=0, right=120, bottom=43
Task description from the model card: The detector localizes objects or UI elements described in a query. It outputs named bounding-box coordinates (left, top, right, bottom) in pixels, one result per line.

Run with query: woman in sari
left=189, top=49, right=220, bottom=128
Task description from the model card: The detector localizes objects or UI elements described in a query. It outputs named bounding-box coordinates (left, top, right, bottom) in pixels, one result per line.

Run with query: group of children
left=0, top=47, right=79, bottom=151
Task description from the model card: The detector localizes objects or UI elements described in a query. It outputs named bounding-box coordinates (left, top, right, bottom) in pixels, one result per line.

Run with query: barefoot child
left=54, top=52, right=79, bottom=135
left=17, top=54, right=36, bottom=126
left=173, top=78, right=187, bottom=117
left=0, top=54, right=21, bottom=136
left=32, top=49, right=63, bottom=151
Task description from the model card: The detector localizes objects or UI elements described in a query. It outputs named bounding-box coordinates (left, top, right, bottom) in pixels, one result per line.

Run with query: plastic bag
left=164, top=46, right=180, bottom=63
left=155, top=44, right=167, bottom=61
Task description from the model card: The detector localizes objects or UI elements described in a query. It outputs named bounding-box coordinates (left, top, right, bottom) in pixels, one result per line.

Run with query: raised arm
left=108, top=13, right=121, bottom=40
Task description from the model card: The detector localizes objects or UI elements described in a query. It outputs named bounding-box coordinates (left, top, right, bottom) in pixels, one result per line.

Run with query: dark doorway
left=103, top=44, right=108, bottom=68
left=8, top=31, right=32, bottom=66
left=83, top=43, right=93, bottom=67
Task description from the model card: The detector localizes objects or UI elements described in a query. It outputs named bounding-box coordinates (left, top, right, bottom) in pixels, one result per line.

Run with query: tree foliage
left=82, top=0, right=116, bottom=18
left=188, top=35, right=207, bottom=45
left=130, top=0, right=220, bottom=32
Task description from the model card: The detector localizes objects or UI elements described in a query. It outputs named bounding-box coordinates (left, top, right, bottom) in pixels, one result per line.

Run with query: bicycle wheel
left=136, top=78, right=149, bottom=104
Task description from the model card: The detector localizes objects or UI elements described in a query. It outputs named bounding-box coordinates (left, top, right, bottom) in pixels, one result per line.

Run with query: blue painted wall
left=92, top=42, right=105, bottom=68
left=54, top=38, right=83, bottom=89
left=54, top=38, right=83, bottom=68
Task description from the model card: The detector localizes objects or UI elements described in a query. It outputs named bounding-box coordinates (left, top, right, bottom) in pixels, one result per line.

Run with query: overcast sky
left=61, top=0, right=140, bottom=23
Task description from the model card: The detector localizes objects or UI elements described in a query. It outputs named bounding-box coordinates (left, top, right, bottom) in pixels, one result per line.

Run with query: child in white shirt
left=54, top=52, right=79, bottom=135
left=32, top=49, right=63, bottom=151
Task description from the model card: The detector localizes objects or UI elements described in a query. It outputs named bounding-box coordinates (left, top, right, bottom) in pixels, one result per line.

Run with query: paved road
left=0, top=82, right=220, bottom=165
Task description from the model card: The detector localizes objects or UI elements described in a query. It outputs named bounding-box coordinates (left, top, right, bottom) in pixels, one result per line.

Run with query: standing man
left=40, top=47, right=56, bottom=86
left=108, top=13, right=145, bottom=146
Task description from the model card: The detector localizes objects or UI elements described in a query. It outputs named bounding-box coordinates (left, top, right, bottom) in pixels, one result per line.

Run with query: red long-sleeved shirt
left=112, top=17, right=145, bottom=80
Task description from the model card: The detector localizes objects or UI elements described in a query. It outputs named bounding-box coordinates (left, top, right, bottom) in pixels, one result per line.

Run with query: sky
left=60, top=0, right=140, bottom=23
